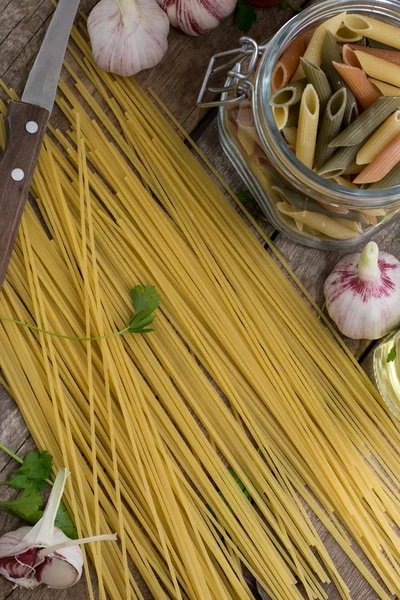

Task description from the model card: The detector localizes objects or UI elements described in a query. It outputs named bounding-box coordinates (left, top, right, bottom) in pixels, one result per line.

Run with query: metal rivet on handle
left=26, top=121, right=39, bottom=134
left=11, top=169, right=25, bottom=182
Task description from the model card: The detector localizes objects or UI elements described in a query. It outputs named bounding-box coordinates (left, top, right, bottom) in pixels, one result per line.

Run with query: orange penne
left=354, top=133, right=400, bottom=183
left=272, top=37, right=306, bottom=91
left=332, top=61, right=381, bottom=109
left=342, top=45, right=362, bottom=68
left=348, top=44, right=400, bottom=67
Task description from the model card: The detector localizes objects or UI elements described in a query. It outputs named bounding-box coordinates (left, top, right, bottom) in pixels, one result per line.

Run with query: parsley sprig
left=0, top=285, right=160, bottom=342
left=0, top=444, right=77, bottom=538
left=235, top=0, right=257, bottom=33
left=387, top=345, right=397, bottom=363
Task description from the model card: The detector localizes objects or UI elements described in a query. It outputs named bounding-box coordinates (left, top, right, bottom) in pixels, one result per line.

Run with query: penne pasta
left=296, top=84, right=320, bottom=168
left=348, top=44, right=400, bottom=67
left=343, top=160, right=365, bottom=175
left=344, top=14, right=400, bottom=50
left=330, top=175, right=357, bottom=188
left=270, top=79, right=307, bottom=107
left=314, top=88, right=347, bottom=170
left=273, top=105, right=289, bottom=130
left=335, top=24, right=364, bottom=43
left=276, top=202, right=360, bottom=238
left=369, top=78, right=400, bottom=98
left=369, top=161, right=400, bottom=188
left=355, top=50, right=400, bottom=88
left=292, top=13, right=346, bottom=80
left=332, top=62, right=380, bottom=109
left=286, top=103, right=300, bottom=127
left=357, top=110, right=400, bottom=164
left=272, top=37, right=306, bottom=91
left=300, top=57, right=332, bottom=114
left=329, top=96, right=400, bottom=147
left=237, top=125, right=257, bottom=155
left=354, top=133, right=400, bottom=183
left=282, top=126, right=298, bottom=146
left=321, top=31, right=358, bottom=125
left=318, top=143, right=363, bottom=177
left=342, top=45, right=362, bottom=68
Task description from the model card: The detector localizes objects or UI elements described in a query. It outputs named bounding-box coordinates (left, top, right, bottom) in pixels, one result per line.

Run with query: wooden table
left=0, top=1, right=398, bottom=599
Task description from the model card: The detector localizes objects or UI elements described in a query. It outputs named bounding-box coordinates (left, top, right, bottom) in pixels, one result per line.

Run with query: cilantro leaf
left=235, top=0, right=257, bottom=33
left=55, top=502, right=78, bottom=539
left=228, top=468, right=251, bottom=500
left=387, top=345, right=397, bottom=363
left=0, top=486, right=44, bottom=521
left=4, top=450, right=53, bottom=492
left=236, top=190, right=255, bottom=204
left=280, top=0, right=303, bottom=12
left=128, top=285, right=160, bottom=334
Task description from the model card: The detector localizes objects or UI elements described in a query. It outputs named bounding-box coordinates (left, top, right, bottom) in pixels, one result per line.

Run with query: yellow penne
left=355, top=50, right=400, bottom=87
left=357, top=110, right=400, bottom=164
left=296, top=84, right=319, bottom=168
left=344, top=14, right=400, bottom=50
left=332, top=61, right=380, bottom=109
left=272, top=37, right=306, bottom=91
left=292, top=13, right=346, bottom=80
left=369, top=78, right=400, bottom=98
left=335, top=24, right=364, bottom=43
left=276, top=202, right=359, bottom=238
left=354, top=133, right=400, bottom=183
left=273, top=105, right=289, bottom=130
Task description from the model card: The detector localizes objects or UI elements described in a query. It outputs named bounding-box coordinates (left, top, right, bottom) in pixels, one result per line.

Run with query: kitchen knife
left=0, top=0, right=80, bottom=289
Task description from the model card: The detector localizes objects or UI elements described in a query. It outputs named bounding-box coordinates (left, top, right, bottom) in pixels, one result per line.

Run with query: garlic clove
left=157, top=0, right=237, bottom=36
left=0, top=548, right=40, bottom=588
left=36, top=556, right=80, bottom=589
left=324, top=242, right=400, bottom=340
left=88, top=0, right=170, bottom=77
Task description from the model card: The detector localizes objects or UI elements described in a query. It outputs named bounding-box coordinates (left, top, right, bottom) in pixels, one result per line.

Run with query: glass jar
left=198, top=0, right=400, bottom=250
left=373, top=331, right=400, bottom=421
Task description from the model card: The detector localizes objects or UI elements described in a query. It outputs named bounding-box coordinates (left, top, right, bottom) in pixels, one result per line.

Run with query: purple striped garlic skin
left=157, top=0, right=237, bottom=36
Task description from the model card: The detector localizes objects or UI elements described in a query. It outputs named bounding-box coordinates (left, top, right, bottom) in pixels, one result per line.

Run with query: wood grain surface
left=0, top=1, right=399, bottom=599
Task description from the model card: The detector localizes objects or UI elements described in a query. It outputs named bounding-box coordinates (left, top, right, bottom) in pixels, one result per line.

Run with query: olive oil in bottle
left=373, top=331, right=400, bottom=421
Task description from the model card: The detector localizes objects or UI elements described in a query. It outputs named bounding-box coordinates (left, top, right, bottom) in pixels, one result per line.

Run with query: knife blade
left=0, top=0, right=80, bottom=289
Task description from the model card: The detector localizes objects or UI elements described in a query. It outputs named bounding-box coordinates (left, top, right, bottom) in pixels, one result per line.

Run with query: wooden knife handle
left=0, top=101, right=49, bottom=288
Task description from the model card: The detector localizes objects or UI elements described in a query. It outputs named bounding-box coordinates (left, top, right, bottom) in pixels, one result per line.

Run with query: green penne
left=272, top=185, right=367, bottom=223
left=286, top=104, right=300, bottom=127
left=318, top=143, right=363, bottom=177
left=321, top=31, right=358, bottom=125
left=300, top=58, right=332, bottom=115
left=368, top=39, right=397, bottom=50
left=329, top=96, right=400, bottom=147
left=270, top=79, right=307, bottom=107
left=369, top=162, right=400, bottom=188
left=314, top=88, right=347, bottom=171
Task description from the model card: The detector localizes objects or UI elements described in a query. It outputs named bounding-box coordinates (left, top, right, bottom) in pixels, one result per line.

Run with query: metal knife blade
left=21, top=0, right=80, bottom=111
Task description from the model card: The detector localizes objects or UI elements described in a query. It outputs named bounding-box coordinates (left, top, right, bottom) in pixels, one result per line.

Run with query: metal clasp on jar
left=197, top=37, right=267, bottom=108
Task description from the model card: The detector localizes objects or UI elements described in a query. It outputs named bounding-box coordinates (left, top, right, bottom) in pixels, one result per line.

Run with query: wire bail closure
left=197, top=37, right=266, bottom=108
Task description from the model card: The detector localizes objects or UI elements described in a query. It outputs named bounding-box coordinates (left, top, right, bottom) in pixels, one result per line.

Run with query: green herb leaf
left=235, top=0, right=257, bottom=33
left=387, top=345, right=397, bottom=363
left=236, top=190, right=255, bottom=204
left=0, top=486, right=44, bottom=521
left=228, top=468, right=251, bottom=500
left=55, top=502, right=78, bottom=539
left=4, top=450, right=53, bottom=492
left=128, top=285, right=160, bottom=334
left=280, top=0, right=303, bottom=11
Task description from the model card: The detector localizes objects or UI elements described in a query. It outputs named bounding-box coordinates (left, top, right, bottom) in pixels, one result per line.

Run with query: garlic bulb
left=157, top=0, right=237, bottom=36
left=88, top=0, right=170, bottom=76
left=0, top=469, right=116, bottom=589
left=324, top=241, right=400, bottom=340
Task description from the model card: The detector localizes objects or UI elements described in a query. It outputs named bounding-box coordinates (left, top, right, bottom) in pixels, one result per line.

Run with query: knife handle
left=0, top=101, right=49, bottom=288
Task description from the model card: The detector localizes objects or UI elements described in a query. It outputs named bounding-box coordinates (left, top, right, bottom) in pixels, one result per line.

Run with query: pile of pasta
left=230, top=13, right=400, bottom=240
left=3, top=18, right=400, bottom=600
